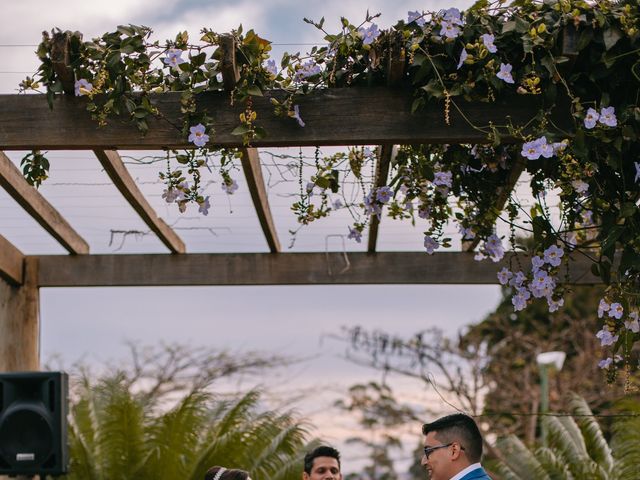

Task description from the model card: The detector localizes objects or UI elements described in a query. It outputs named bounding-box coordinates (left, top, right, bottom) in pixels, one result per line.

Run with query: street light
left=536, top=351, right=566, bottom=447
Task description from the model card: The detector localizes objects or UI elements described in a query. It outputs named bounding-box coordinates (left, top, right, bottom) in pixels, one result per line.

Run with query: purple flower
left=306, top=182, right=315, bottom=196
left=408, top=11, right=426, bottom=26
left=547, top=297, right=564, bottom=313
left=359, top=24, right=381, bottom=45
left=164, top=48, right=186, bottom=69
left=198, top=196, right=211, bottom=215
left=598, top=299, right=610, bottom=318
left=625, top=311, right=640, bottom=333
left=608, top=302, right=624, bottom=319
left=497, top=267, right=512, bottom=285
left=543, top=245, right=564, bottom=267
left=484, top=234, right=504, bottom=262
left=635, top=162, right=640, bottom=183
left=74, top=78, right=93, bottom=96
left=332, top=198, right=343, bottom=210
left=441, top=7, right=464, bottom=25
left=440, top=20, right=461, bottom=39
left=418, top=203, right=430, bottom=219
left=584, top=108, right=599, bottom=129
left=457, top=48, right=468, bottom=69
left=512, top=288, right=531, bottom=311
left=598, top=357, right=613, bottom=369
left=296, top=61, right=321, bottom=81
left=539, top=141, right=555, bottom=159
left=265, top=59, right=277, bottom=75
left=222, top=179, right=239, bottom=194
left=599, top=106, right=617, bottom=127
left=292, top=104, right=305, bottom=127
left=376, top=186, right=393, bottom=204
left=348, top=226, right=362, bottom=243
left=509, top=271, right=526, bottom=288
left=531, top=255, right=545, bottom=272
left=188, top=124, right=209, bottom=147
left=596, top=327, right=618, bottom=346
left=496, top=63, right=514, bottom=84
left=571, top=179, right=589, bottom=195
left=521, top=137, right=545, bottom=160
left=162, top=187, right=179, bottom=203
left=433, top=171, right=453, bottom=188
left=424, top=235, right=439, bottom=254
left=480, top=33, right=497, bottom=53
left=459, top=226, right=475, bottom=240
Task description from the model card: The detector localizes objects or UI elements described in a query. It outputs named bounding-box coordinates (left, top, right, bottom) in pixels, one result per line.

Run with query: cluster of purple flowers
left=477, top=234, right=505, bottom=262
left=423, top=235, right=439, bottom=254
left=74, top=78, right=93, bottom=96
left=348, top=226, right=362, bottom=243
left=520, top=136, right=566, bottom=160
left=497, top=245, right=565, bottom=312
left=596, top=302, right=639, bottom=369
left=438, top=8, right=464, bottom=39
left=295, top=61, right=321, bottom=81
left=584, top=106, right=617, bottom=129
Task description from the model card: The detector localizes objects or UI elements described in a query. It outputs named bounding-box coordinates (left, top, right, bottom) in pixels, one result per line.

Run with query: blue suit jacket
left=459, top=466, right=491, bottom=480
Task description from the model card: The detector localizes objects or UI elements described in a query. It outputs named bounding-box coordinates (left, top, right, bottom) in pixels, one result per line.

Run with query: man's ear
left=303, top=472, right=310, bottom=480
left=451, top=442, right=463, bottom=460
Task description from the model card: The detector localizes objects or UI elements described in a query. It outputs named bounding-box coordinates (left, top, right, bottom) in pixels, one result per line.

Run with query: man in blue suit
left=421, top=413, right=491, bottom=480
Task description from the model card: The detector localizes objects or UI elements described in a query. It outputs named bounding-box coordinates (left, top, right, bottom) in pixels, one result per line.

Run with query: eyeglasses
left=423, top=443, right=455, bottom=459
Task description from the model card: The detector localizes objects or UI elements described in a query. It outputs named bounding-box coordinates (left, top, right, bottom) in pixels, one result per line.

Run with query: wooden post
left=0, top=257, right=40, bottom=372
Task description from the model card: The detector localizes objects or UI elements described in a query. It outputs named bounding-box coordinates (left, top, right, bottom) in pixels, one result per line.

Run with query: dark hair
left=303, top=445, right=341, bottom=474
left=204, top=466, right=250, bottom=480
left=422, top=414, right=483, bottom=463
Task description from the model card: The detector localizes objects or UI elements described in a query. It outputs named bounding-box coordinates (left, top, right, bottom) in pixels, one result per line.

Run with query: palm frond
left=536, top=447, right=575, bottom=480
left=495, top=435, right=550, bottom=480
left=569, top=394, right=615, bottom=474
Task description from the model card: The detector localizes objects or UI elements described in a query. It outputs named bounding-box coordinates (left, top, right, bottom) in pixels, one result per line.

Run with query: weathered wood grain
left=93, top=150, right=185, bottom=253
left=0, top=151, right=89, bottom=254
left=0, top=234, right=24, bottom=286
left=367, top=144, right=396, bottom=253
left=0, top=89, right=572, bottom=150
left=35, top=252, right=600, bottom=287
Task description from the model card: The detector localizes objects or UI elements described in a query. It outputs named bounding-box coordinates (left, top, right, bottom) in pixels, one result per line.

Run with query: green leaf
left=247, top=85, right=263, bottom=96
left=231, top=124, right=250, bottom=135
left=601, top=225, right=624, bottom=253
left=620, top=203, right=636, bottom=218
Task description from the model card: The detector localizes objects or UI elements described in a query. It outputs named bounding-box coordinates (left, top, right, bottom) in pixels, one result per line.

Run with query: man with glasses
left=421, top=413, right=490, bottom=480
left=303, top=445, right=342, bottom=480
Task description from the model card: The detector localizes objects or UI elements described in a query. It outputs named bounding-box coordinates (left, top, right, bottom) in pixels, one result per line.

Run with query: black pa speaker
left=0, top=371, right=69, bottom=476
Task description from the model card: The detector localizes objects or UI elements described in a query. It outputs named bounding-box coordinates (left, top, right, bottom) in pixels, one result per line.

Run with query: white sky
left=1, top=0, right=506, bottom=474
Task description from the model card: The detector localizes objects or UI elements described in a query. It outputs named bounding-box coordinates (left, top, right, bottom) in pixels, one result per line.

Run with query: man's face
left=421, top=431, right=455, bottom=480
left=303, top=456, right=341, bottom=480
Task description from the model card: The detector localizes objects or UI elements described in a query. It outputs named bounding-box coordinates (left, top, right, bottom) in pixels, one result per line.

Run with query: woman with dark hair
left=204, top=466, right=252, bottom=480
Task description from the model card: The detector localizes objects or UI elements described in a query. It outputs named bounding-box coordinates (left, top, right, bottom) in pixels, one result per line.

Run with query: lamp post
left=536, top=351, right=566, bottom=447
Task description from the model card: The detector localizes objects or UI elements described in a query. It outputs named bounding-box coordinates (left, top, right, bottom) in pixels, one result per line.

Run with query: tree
left=494, top=394, right=640, bottom=480
left=335, top=382, right=418, bottom=480
left=51, top=343, right=313, bottom=480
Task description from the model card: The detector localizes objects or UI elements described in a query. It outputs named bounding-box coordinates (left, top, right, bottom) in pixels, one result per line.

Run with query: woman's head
left=204, top=466, right=251, bottom=480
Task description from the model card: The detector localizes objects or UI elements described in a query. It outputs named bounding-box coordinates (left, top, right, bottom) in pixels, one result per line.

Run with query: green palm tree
left=493, top=394, right=640, bottom=480
left=63, top=373, right=311, bottom=480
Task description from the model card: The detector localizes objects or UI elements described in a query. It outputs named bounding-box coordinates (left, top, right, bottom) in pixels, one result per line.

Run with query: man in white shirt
left=421, top=413, right=491, bottom=480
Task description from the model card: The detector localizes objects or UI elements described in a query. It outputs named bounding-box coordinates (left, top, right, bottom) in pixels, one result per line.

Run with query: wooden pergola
left=0, top=38, right=599, bottom=373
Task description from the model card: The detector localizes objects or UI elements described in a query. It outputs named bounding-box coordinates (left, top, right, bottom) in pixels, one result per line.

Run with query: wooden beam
left=0, top=257, right=40, bottom=371
left=34, top=252, right=600, bottom=287
left=0, top=234, right=24, bottom=286
left=93, top=150, right=185, bottom=253
left=367, top=145, right=396, bottom=253
left=0, top=151, right=89, bottom=254
left=239, top=148, right=281, bottom=252
left=464, top=157, right=527, bottom=251
left=219, top=34, right=280, bottom=252
left=0, top=90, right=573, bottom=150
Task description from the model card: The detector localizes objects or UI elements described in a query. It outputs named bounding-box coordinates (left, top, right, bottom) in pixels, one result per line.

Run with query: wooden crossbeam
left=0, top=90, right=572, bottom=150
left=219, top=34, right=280, bottom=252
left=464, top=157, right=527, bottom=251
left=34, top=252, right=600, bottom=287
left=367, top=145, right=396, bottom=253
left=0, top=234, right=24, bottom=285
left=93, top=150, right=185, bottom=253
left=0, top=151, right=89, bottom=254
